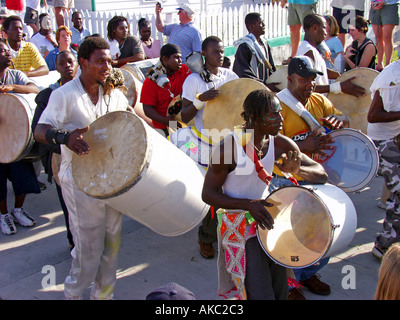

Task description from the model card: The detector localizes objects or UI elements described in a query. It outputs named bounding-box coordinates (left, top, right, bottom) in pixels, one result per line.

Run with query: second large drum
left=71, top=111, right=209, bottom=236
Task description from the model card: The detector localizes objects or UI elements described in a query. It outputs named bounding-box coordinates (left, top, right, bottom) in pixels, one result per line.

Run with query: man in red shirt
left=140, top=43, right=190, bottom=135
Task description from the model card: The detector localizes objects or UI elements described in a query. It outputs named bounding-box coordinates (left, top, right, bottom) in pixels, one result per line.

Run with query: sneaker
left=11, top=208, right=36, bottom=227
left=377, top=200, right=386, bottom=210
left=372, top=244, right=386, bottom=260
left=0, top=213, right=17, bottom=235
left=300, top=274, right=331, bottom=295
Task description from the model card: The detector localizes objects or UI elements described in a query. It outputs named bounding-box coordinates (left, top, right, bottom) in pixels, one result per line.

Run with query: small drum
left=203, top=78, right=268, bottom=143
left=315, top=128, right=379, bottom=193
left=167, top=95, right=195, bottom=127
left=327, top=68, right=379, bottom=134
left=120, top=58, right=159, bottom=83
left=266, top=66, right=288, bottom=91
left=119, top=67, right=153, bottom=127
left=0, top=93, right=39, bottom=163
left=257, top=183, right=357, bottom=268
left=71, top=111, right=209, bottom=236
left=169, top=126, right=214, bottom=168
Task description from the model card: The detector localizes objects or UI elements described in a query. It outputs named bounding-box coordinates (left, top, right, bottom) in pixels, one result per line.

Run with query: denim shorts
left=0, top=161, right=40, bottom=201
left=369, top=3, right=400, bottom=26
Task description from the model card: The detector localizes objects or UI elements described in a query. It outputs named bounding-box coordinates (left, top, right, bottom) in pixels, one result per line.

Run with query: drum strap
left=243, top=143, right=272, bottom=185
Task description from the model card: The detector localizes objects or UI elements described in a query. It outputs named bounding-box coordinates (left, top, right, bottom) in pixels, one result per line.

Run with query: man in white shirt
left=34, top=36, right=130, bottom=299
left=367, top=60, right=400, bottom=260
left=175, top=36, right=238, bottom=259
left=297, top=13, right=365, bottom=97
left=30, top=13, right=57, bottom=58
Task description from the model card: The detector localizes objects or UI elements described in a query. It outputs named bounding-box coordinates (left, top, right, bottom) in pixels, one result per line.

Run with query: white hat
left=176, top=4, right=195, bottom=15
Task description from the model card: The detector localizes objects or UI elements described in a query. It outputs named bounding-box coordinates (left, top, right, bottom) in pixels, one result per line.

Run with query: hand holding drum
left=67, top=126, right=90, bottom=155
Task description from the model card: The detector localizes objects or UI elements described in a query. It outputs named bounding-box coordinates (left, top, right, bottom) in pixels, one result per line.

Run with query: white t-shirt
left=182, top=68, right=238, bottom=131
left=26, top=0, right=40, bottom=10
left=38, top=78, right=130, bottom=181
left=297, top=40, right=329, bottom=86
left=30, top=33, right=55, bottom=58
left=367, top=61, right=400, bottom=141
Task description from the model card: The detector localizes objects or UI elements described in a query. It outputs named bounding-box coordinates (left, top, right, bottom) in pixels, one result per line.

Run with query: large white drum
left=314, top=128, right=379, bottom=193
left=71, top=111, right=209, bottom=236
left=257, top=184, right=357, bottom=268
left=0, top=93, right=39, bottom=163
left=28, top=70, right=61, bottom=91
left=120, top=58, right=159, bottom=83
left=266, top=66, right=288, bottom=91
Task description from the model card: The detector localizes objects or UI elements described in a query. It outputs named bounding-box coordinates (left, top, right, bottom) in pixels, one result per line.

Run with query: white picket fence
left=46, top=0, right=370, bottom=47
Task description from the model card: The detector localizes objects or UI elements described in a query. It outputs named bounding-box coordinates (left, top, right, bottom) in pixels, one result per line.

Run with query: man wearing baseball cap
left=155, top=2, right=202, bottom=62
left=273, top=56, right=349, bottom=300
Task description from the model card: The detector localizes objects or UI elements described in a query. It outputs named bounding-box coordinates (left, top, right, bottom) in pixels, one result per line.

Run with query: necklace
left=251, top=138, right=268, bottom=159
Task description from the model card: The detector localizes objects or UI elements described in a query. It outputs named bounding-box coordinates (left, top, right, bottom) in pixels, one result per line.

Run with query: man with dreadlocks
left=34, top=37, right=131, bottom=299
left=140, top=43, right=190, bottom=135
left=202, top=89, right=327, bottom=299
left=106, top=15, right=145, bottom=67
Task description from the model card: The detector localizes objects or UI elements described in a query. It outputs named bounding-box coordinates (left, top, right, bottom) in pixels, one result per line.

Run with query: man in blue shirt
left=70, top=11, right=90, bottom=49
left=155, top=3, right=202, bottom=62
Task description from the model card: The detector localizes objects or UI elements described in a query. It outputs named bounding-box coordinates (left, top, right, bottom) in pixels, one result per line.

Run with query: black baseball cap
left=288, top=56, right=323, bottom=78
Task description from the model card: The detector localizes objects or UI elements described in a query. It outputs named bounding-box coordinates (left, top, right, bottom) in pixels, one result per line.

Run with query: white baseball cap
left=176, top=4, right=195, bottom=15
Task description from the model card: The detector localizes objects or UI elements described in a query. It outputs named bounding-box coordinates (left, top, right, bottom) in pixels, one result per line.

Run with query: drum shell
left=0, top=93, right=39, bottom=163
left=72, top=111, right=209, bottom=236
left=257, top=184, right=357, bottom=268
left=316, top=128, right=379, bottom=193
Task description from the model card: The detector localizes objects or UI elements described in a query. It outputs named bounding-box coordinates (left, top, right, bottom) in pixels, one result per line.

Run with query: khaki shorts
left=53, top=0, right=74, bottom=8
left=369, top=3, right=399, bottom=26
left=288, top=3, right=317, bottom=26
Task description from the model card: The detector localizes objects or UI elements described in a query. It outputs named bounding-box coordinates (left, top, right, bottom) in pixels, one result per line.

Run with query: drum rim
left=256, top=184, right=334, bottom=269
left=0, top=93, right=32, bottom=163
left=323, top=128, right=379, bottom=192
left=72, top=111, right=151, bottom=199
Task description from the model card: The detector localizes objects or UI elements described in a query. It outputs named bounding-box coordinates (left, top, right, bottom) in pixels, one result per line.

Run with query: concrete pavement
left=0, top=171, right=385, bottom=300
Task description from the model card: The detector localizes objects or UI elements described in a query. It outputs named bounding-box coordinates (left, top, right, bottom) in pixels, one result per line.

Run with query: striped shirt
left=7, top=41, right=47, bottom=73
left=71, top=26, right=91, bottom=46
left=163, top=22, right=202, bottom=62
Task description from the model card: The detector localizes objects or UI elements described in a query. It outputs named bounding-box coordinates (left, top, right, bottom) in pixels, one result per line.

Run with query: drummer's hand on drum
left=299, top=130, right=334, bottom=156
left=198, top=87, right=220, bottom=102
left=275, top=150, right=301, bottom=175
left=340, top=76, right=365, bottom=98
left=320, top=114, right=343, bottom=129
left=247, top=199, right=274, bottom=230
left=67, top=126, right=90, bottom=155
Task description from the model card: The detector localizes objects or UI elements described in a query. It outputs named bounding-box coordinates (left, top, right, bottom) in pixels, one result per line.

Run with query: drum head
left=203, top=78, right=268, bottom=143
left=327, top=68, right=379, bottom=134
left=119, top=68, right=137, bottom=106
left=266, top=66, right=288, bottom=91
left=257, top=185, right=332, bottom=268
left=72, top=111, right=149, bottom=199
left=0, top=93, right=31, bottom=163
left=316, top=128, right=378, bottom=193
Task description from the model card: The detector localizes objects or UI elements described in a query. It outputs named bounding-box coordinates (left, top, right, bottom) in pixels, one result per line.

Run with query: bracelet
left=329, top=82, right=342, bottom=94
left=45, top=128, right=70, bottom=146
left=193, top=97, right=204, bottom=110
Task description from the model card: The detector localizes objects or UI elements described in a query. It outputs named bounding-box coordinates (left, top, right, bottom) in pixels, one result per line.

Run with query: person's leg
left=198, top=208, right=218, bottom=258
left=382, top=24, right=395, bottom=67
left=373, top=24, right=384, bottom=70
left=55, top=6, right=66, bottom=27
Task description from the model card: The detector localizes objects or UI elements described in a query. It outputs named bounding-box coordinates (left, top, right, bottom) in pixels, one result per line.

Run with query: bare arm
left=0, top=82, right=39, bottom=94
left=367, top=91, right=400, bottom=123
left=155, top=3, right=164, bottom=33
left=25, top=65, right=49, bottom=77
